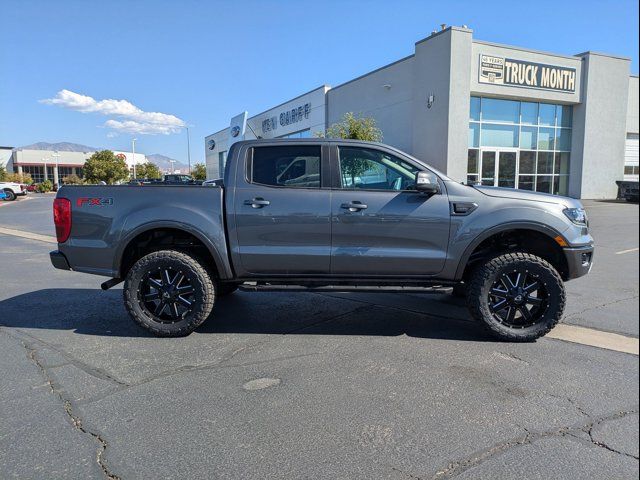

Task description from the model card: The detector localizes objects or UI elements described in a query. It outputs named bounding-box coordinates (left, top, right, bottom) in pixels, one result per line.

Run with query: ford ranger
left=50, top=139, right=594, bottom=341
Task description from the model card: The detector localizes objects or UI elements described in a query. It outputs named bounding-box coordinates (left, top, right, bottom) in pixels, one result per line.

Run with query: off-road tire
left=467, top=252, right=566, bottom=342
left=124, top=250, right=215, bottom=337
left=3, top=189, right=16, bottom=201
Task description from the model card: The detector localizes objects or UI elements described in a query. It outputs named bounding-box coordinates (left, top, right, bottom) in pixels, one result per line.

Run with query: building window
left=22, top=166, right=45, bottom=183
left=468, top=97, right=572, bottom=196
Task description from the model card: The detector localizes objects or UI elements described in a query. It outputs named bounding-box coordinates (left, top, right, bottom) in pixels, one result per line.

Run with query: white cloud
left=40, top=89, right=186, bottom=135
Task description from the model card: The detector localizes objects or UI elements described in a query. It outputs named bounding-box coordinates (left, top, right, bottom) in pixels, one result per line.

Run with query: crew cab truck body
left=50, top=139, right=594, bottom=341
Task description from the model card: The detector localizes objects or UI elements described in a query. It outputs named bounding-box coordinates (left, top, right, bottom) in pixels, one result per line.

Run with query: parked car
left=616, top=180, right=639, bottom=202
left=0, top=181, right=27, bottom=201
left=50, top=139, right=594, bottom=341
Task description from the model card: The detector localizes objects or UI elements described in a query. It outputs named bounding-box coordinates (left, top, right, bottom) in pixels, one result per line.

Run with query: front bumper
left=50, top=250, right=71, bottom=271
left=563, top=245, right=594, bottom=280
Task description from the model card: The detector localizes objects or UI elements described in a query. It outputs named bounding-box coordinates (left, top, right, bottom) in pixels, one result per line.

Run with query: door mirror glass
left=415, top=171, right=439, bottom=194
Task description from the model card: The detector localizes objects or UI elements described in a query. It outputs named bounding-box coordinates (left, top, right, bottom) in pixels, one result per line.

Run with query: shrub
left=37, top=180, right=53, bottom=193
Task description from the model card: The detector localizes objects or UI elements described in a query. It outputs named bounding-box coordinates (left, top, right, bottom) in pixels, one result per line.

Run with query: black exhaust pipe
left=101, top=278, right=123, bottom=290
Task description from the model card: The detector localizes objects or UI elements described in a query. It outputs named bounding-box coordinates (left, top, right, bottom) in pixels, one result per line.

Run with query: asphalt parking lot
left=1, top=194, right=638, bottom=479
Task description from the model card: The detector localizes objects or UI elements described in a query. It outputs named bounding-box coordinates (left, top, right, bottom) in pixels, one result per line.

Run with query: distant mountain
left=147, top=153, right=189, bottom=172
left=18, top=141, right=101, bottom=152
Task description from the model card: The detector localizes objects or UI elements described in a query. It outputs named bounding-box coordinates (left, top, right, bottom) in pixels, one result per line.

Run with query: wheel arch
left=115, top=221, right=232, bottom=280
left=455, top=222, right=569, bottom=281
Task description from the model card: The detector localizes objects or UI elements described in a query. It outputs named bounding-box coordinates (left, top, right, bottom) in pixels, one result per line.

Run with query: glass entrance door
left=480, top=149, right=518, bottom=188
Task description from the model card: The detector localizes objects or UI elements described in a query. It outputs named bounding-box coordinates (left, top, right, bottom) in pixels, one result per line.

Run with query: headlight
left=563, top=207, right=588, bottom=226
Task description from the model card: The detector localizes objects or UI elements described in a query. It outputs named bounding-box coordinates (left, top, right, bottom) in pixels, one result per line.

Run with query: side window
left=251, top=145, right=321, bottom=188
left=338, top=147, right=419, bottom=191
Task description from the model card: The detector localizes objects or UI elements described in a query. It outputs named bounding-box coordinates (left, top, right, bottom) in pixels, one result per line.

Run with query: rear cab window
left=250, top=145, right=321, bottom=188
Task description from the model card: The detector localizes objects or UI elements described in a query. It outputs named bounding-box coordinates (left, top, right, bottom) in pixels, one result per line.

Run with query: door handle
left=341, top=201, right=368, bottom=212
left=244, top=197, right=270, bottom=208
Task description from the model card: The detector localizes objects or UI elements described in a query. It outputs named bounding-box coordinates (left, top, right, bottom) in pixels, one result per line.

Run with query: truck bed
left=55, top=184, right=231, bottom=278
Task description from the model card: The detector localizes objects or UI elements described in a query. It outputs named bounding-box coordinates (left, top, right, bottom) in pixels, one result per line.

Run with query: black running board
left=238, top=282, right=453, bottom=294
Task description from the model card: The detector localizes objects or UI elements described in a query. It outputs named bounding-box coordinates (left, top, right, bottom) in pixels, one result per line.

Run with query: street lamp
left=51, top=151, right=60, bottom=187
left=132, top=138, right=137, bottom=179
left=186, top=126, right=192, bottom=174
left=41, top=157, right=49, bottom=182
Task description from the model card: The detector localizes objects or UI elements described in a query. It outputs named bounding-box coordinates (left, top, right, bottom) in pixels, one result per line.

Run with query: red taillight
left=53, top=198, right=71, bottom=243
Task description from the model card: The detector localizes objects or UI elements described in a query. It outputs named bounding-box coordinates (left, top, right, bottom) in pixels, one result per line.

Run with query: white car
left=0, top=181, right=27, bottom=201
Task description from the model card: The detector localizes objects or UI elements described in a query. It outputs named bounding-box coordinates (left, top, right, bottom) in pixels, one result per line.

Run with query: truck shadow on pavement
left=0, top=288, right=492, bottom=342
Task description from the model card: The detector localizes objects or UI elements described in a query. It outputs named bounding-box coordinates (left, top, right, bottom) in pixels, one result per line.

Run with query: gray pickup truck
left=50, top=139, right=594, bottom=341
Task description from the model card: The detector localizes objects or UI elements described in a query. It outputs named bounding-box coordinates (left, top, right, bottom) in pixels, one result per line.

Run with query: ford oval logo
left=207, top=139, right=216, bottom=150
left=231, top=125, right=241, bottom=138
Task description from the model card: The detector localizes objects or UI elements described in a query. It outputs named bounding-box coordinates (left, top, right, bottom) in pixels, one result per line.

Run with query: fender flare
left=114, top=220, right=232, bottom=279
left=453, top=221, right=565, bottom=280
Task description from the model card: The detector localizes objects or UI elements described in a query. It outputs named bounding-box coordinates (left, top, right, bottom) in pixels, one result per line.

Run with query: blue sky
left=1, top=0, right=638, bottom=164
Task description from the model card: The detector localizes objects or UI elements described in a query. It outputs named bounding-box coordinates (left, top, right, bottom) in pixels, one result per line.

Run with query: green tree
left=0, top=165, right=7, bottom=181
left=61, top=173, right=84, bottom=185
left=192, top=163, right=207, bottom=181
left=322, top=113, right=383, bottom=185
left=83, top=150, right=130, bottom=184
left=323, top=112, right=383, bottom=142
left=136, top=162, right=162, bottom=179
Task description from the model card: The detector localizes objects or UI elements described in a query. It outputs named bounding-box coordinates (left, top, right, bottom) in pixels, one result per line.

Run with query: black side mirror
left=415, top=171, right=440, bottom=194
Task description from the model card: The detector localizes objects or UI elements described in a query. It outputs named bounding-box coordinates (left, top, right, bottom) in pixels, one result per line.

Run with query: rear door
left=232, top=143, right=331, bottom=275
left=329, top=144, right=450, bottom=276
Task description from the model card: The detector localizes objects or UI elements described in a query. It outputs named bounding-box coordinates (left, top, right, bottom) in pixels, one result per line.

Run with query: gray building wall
left=327, top=56, right=415, bottom=153
left=627, top=76, right=639, bottom=134
left=410, top=28, right=457, bottom=175
left=571, top=53, right=631, bottom=198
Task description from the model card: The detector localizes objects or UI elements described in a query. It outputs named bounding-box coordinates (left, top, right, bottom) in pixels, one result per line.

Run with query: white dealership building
left=205, top=26, right=639, bottom=199
left=7, top=148, right=147, bottom=185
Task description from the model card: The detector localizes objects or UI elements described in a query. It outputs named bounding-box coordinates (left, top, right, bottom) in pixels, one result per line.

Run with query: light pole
left=186, top=126, right=192, bottom=175
left=51, top=151, right=60, bottom=187
left=132, top=138, right=137, bottom=179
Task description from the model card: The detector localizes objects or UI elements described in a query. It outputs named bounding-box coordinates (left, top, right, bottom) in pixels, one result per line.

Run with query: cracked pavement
left=0, top=197, right=638, bottom=479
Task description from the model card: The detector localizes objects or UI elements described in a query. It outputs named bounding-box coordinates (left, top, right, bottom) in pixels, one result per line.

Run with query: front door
left=233, top=144, right=331, bottom=275
left=330, top=145, right=451, bottom=276
left=480, top=149, right=518, bottom=188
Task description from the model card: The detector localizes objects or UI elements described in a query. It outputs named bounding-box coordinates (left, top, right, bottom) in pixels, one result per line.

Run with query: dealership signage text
left=479, top=55, right=576, bottom=92
left=262, top=103, right=311, bottom=135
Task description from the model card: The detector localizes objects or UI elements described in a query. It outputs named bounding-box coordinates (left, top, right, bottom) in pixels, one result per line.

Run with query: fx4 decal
left=76, top=197, right=114, bottom=207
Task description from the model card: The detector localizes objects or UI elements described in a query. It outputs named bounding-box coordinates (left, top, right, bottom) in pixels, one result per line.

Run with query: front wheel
left=3, top=189, right=16, bottom=201
left=124, top=250, right=215, bottom=337
left=466, top=252, right=566, bottom=342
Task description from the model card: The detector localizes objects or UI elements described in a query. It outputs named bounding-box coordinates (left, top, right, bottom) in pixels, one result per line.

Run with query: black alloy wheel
left=124, top=250, right=215, bottom=337
left=139, top=267, right=196, bottom=323
left=488, top=270, right=548, bottom=329
left=467, top=252, right=566, bottom=342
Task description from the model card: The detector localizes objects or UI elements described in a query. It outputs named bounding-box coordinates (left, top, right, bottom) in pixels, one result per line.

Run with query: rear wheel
left=467, top=252, right=565, bottom=342
left=124, top=250, right=215, bottom=337
left=3, top=189, right=16, bottom=201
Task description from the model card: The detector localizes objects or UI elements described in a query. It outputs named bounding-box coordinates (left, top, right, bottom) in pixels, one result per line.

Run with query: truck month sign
left=479, top=54, right=576, bottom=92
